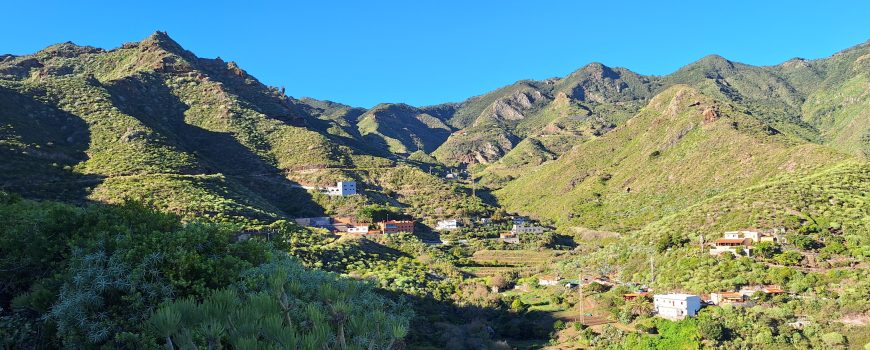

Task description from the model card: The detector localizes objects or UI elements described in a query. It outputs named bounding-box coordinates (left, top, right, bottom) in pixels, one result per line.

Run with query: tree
left=788, top=234, right=820, bottom=250
left=656, top=232, right=688, bottom=252
left=754, top=241, right=779, bottom=259
left=774, top=251, right=803, bottom=266
left=356, top=205, right=401, bottom=223
left=510, top=298, right=526, bottom=312
left=698, top=318, right=729, bottom=342
left=821, top=332, right=847, bottom=348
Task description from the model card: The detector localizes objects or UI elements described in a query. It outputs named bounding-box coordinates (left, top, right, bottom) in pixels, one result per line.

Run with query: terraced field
left=464, top=249, right=561, bottom=277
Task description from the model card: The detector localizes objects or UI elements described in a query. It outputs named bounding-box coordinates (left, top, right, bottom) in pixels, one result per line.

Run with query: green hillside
left=356, top=103, right=452, bottom=154
left=0, top=32, right=480, bottom=224
left=2, top=31, right=870, bottom=350
left=640, top=159, right=870, bottom=237
left=427, top=41, right=870, bottom=168
left=495, top=85, right=852, bottom=232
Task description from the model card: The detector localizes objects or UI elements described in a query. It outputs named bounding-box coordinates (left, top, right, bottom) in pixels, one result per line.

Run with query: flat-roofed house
left=511, top=224, right=544, bottom=235
left=436, top=219, right=460, bottom=231
left=326, top=181, right=357, bottom=196
left=654, top=294, right=702, bottom=320
left=379, top=220, right=414, bottom=234
left=347, top=224, right=370, bottom=234
left=511, top=216, right=529, bottom=225
left=538, top=275, right=560, bottom=286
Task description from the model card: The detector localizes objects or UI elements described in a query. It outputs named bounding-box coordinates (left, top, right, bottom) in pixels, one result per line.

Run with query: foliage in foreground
left=0, top=192, right=409, bottom=349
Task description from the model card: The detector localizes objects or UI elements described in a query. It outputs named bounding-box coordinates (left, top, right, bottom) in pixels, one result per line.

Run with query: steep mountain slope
left=357, top=103, right=452, bottom=154
left=639, top=159, right=870, bottom=237
left=494, top=85, right=852, bottom=232
left=794, top=43, right=870, bottom=157
left=428, top=40, right=870, bottom=168
left=0, top=32, right=481, bottom=223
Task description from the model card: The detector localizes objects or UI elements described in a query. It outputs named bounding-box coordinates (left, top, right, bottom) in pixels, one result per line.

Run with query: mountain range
left=1, top=32, right=868, bottom=235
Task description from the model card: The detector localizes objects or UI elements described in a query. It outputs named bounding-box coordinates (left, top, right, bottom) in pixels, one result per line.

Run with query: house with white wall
left=326, top=181, right=357, bottom=196
left=710, top=230, right=768, bottom=256
left=436, top=219, right=460, bottom=231
left=654, top=294, right=702, bottom=320
left=347, top=224, right=370, bottom=234
left=511, top=224, right=544, bottom=235
left=538, top=275, right=560, bottom=286
left=511, top=216, right=529, bottom=225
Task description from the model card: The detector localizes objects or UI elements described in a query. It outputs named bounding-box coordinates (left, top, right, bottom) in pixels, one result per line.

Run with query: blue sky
left=3, top=1, right=869, bottom=107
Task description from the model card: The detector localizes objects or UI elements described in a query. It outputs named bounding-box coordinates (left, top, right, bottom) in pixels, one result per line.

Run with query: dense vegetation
left=2, top=32, right=869, bottom=349
left=0, top=192, right=410, bottom=349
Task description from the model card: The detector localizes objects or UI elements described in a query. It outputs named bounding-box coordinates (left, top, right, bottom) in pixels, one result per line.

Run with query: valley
left=1, top=32, right=868, bottom=349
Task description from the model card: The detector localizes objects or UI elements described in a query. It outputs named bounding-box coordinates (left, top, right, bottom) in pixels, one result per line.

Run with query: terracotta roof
left=763, top=287, right=785, bottom=294
left=715, top=238, right=748, bottom=244
left=715, top=292, right=743, bottom=298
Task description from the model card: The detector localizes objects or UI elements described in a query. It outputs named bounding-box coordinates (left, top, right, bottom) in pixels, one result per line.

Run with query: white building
left=326, top=181, right=357, bottom=196
left=653, top=294, right=702, bottom=320
left=724, top=230, right=760, bottom=242
left=511, top=216, right=529, bottom=225
left=710, top=230, right=774, bottom=256
left=436, top=219, right=460, bottom=231
left=511, top=224, right=544, bottom=235
left=347, top=224, right=370, bottom=234
left=538, top=276, right=560, bottom=286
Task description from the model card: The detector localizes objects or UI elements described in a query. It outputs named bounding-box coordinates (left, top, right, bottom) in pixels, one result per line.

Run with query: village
left=293, top=180, right=546, bottom=241
left=293, top=181, right=816, bottom=329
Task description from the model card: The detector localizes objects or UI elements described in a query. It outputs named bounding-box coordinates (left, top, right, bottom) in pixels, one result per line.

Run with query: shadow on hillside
left=195, top=58, right=395, bottom=159
left=104, top=74, right=324, bottom=218
left=389, top=290, right=557, bottom=349
left=474, top=188, right=502, bottom=208
left=313, top=236, right=557, bottom=348
left=0, top=86, right=103, bottom=203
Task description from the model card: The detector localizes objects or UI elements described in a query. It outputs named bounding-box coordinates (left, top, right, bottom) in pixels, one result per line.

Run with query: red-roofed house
left=711, top=292, right=746, bottom=305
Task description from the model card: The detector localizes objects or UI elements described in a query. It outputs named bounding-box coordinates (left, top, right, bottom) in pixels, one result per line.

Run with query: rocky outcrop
left=475, top=89, right=548, bottom=125
left=702, top=106, right=720, bottom=123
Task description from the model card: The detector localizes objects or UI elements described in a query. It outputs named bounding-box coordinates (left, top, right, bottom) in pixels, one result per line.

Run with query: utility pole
left=578, top=273, right=585, bottom=326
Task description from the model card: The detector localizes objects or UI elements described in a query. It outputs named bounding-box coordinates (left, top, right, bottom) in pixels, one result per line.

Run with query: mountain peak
left=36, top=41, right=103, bottom=58
left=678, top=54, right=737, bottom=76
left=139, top=31, right=188, bottom=56
left=577, top=62, right=616, bottom=78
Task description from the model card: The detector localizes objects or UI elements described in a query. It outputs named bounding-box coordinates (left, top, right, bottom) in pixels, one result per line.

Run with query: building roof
left=714, top=292, right=744, bottom=298
left=654, top=293, right=699, bottom=300
left=538, top=275, right=559, bottom=281
left=715, top=238, right=749, bottom=244
left=763, top=287, right=785, bottom=294
left=382, top=220, right=413, bottom=224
